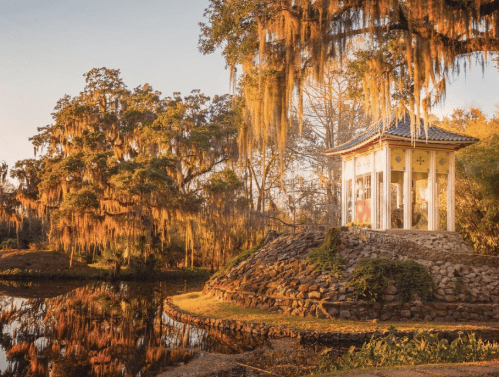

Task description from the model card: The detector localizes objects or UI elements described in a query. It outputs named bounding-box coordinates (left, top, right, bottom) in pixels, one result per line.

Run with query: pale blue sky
left=1, top=0, right=499, bottom=169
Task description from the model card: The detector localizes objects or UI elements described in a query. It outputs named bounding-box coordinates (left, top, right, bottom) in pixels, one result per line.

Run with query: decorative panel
left=436, top=151, right=450, bottom=174
left=391, top=148, right=405, bottom=171
left=375, top=149, right=384, bottom=172
left=412, top=150, right=430, bottom=173
left=355, top=154, right=371, bottom=175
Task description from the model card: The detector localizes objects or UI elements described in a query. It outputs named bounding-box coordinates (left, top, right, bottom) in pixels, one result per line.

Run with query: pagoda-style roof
left=326, top=113, right=478, bottom=156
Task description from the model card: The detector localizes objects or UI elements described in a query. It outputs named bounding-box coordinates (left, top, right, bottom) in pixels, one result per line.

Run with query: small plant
left=0, top=239, right=17, bottom=250
left=308, top=227, right=345, bottom=279
left=347, top=258, right=435, bottom=304
left=28, top=242, right=49, bottom=251
left=330, top=330, right=499, bottom=371
left=346, top=221, right=372, bottom=229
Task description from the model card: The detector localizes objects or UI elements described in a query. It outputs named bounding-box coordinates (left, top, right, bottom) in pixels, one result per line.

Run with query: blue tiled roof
left=326, top=113, right=478, bottom=155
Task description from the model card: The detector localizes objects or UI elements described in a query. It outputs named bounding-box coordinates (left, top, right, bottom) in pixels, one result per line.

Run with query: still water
left=0, top=281, right=264, bottom=377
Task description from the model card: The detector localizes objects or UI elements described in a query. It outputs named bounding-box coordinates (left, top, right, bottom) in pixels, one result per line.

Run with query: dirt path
left=0, top=249, right=91, bottom=272
left=158, top=359, right=499, bottom=377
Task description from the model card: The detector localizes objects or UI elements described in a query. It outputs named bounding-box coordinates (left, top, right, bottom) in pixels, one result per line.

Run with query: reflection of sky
left=0, top=297, right=28, bottom=373
left=161, top=312, right=207, bottom=348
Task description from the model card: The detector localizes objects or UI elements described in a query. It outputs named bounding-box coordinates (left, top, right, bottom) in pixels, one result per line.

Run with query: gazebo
left=326, top=114, right=477, bottom=231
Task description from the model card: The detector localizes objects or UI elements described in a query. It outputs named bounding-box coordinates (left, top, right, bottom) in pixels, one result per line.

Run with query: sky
left=1, top=0, right=499, bottom=169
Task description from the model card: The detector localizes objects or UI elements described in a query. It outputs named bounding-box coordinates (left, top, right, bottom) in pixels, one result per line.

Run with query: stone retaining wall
left=164, top=300, right=499, bottom=347
left=349, top=227, right=499, bottom=268
left=206, top=286, right=499, bottom=322
left=205, top=228, right=499, bottom=322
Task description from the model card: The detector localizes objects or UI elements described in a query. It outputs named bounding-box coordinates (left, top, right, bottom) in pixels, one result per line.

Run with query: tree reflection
left=0, top=282, right=220, bottom=377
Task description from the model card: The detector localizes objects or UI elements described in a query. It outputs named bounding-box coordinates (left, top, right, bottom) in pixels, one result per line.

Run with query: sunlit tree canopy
left=200, top=0, right=499, bottom=152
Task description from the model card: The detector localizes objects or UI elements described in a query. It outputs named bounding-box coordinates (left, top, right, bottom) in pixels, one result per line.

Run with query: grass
left=170, top=292, right=496, bottom=334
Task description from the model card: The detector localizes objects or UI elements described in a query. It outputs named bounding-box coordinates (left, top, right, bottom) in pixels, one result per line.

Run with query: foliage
left=28, top=242, right=48, bottom=251
left=212, top=236, right=266, bottom=279
left=0, top=68, right=251, bottom=268
left=0, top=239, right=17, bottom=250
left=347, top=258, right=435, bottom=304
left=440, top=107, right=499, bottom=255
left=200, top=0, right=499, bottom=156
left=330, top=331, right=499, bottom=371
left=308, top=228, right=345, bottom=279
left=345, top=222, right=371, bottom=229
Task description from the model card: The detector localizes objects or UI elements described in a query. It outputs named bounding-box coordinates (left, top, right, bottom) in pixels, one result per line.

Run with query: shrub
left=28, top=242, right=49, bottom=251
left=128, top=254, right=160, bottom=275
left=0, top=239, right=17, bottom=250
left=346, top=222, right=371, bottom=229
left=331, top=330, right=499, bottom=371
left=347, top=258, right=435, bottom=304
left=308, top=227, right=345, bottom=279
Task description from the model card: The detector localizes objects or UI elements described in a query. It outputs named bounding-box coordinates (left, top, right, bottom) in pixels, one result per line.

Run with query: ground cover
left=171, top=292, right=497, bottom=334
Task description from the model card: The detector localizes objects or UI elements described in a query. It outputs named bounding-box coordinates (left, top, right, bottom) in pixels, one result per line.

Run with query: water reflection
left=0, top=281, right=262, bottom=377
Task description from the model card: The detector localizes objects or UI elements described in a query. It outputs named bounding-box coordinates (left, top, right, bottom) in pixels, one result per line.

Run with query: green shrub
left=347, top=258, right=435, bottom=304
left=128, top=254, right=160, bottom=275
left=0, top=239, right=17, bottom=250
left=330, top=330, right=499, bottom=371
left=308, top=227, right=345, bottom=279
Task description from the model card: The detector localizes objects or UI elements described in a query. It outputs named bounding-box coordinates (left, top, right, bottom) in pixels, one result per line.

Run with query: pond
left=0, top=280, right=268, bottom=377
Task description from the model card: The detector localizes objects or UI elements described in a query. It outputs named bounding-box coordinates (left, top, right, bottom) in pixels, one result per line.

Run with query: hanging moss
left=308, top=227, right=345, bottom=279
left=201, top=0, right=499, bottom=157
left=347, top=258, right=435, bottom=304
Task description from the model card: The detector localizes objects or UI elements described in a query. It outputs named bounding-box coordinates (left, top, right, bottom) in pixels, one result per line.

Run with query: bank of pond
left=0, top=281, right=498, bottom=377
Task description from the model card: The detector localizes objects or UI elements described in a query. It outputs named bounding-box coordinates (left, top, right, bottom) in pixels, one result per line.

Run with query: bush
left=28, top=242, right=49, bottom=251
left=308, top=227, right=345, bottom=279
left=347, top=258, right=435, bottom=304
left=0, top=239, right=17, bottom=250
left=346, top=222, right=371, bottom=229
left=128, top=254, right=160, bottom=275
left=330, top=330, right=499, bottom=371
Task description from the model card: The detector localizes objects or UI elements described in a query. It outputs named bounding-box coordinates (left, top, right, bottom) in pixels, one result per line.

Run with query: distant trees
left=440, top=107, right=499, bottom=255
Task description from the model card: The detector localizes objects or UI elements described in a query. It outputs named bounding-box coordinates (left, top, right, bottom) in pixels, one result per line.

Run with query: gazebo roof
left=326, top=113, right=478, bottom=156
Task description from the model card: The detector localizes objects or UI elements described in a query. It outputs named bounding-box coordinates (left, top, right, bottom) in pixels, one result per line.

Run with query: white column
left=404, top=149, right=412, bottom=229
left=370, top=151, right=376, bottom=229
left=351, top=156, right=356, bottom=223
left=383, top=145, right=391, bottom=230
left=429, top=151, right=437, bottom=231
left=341, top=158, right=347, bottom=226
left=447, top=151, right=456, bottom=232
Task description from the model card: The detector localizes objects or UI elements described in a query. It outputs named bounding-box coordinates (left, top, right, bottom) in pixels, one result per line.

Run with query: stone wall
left=205, top=228, right=499, bottom=322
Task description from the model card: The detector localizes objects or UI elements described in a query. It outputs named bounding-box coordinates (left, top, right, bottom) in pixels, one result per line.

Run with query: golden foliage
left=202, top=0, right=499, bottom=153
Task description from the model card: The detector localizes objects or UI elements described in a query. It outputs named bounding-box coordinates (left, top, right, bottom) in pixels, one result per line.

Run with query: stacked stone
left=204, top=228, right=499, bottom=322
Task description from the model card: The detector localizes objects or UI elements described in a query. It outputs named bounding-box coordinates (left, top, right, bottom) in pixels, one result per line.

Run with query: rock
left=400, top=310, right=411, bottom=318
left=339, top=310, right=351, bottom=319
left=308, top=291, right=322, bottom=300
left=386, top=285, right=397, bottom=295
left=298, top=283, right=311, bottom=292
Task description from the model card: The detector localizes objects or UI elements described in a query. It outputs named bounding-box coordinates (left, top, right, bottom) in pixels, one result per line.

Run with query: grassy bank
left=171, top=292, right=495, bottom=334
left=0, top=267, right=211, bottom=282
